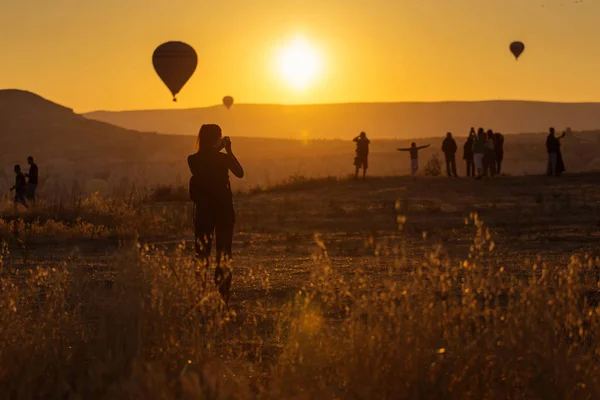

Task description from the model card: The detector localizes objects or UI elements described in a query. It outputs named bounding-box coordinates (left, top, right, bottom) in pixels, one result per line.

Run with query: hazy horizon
left=10, top=86, right=600, bottom=115
left=78, top=98, right=600, bottom=114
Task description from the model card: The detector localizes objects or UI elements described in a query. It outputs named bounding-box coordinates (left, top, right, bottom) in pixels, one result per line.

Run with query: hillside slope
left=0, top=89, right=167, bottom=161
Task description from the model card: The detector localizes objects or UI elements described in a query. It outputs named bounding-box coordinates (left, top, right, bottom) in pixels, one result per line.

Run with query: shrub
left=423, top=154, right=443, bottom=176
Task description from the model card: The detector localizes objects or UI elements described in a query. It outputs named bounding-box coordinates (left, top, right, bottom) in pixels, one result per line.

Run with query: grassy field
left=2, top=173, right=600, bottom=398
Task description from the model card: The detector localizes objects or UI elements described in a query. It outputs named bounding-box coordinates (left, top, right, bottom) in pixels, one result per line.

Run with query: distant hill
left=0, top=89, right=169, bottom=161
left=84, top=101, right=600, bottom=139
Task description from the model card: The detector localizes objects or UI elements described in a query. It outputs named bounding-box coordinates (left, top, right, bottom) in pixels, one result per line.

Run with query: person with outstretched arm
left=353, top=131, right=370, bottom=180
left=188, top=124, right=244, bottom=305
left=397, top=142, right=430, bottom=178
left=442, top=132, right=458, bottom=177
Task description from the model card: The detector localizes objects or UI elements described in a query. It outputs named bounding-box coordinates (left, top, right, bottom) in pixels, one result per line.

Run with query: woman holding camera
left=188, top=124, right=244, bottom=304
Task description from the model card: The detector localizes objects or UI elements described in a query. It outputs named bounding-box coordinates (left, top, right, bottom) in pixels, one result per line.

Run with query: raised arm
left=417, top=144, right=430, bottom=150
left=224, top=139, right=244, bottom=178
left=397, top=148, right=410, bottom=151
left=228, top=154, right=244, bottom=178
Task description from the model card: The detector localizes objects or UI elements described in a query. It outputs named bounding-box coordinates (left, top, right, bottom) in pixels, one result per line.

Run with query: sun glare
left=276, top=36, right=322, bottom=91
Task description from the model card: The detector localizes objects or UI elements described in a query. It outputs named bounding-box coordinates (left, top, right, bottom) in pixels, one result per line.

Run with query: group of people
left=10, top=156, right=38, bottom=208
left=354, top=127, right=570, bottom=180
left=353, top=128, right=505, bottom=179
left=355, top=133, right=433, bottom=179
left=461, top=128, right=505, bottom=179
left=422, top=129, right=505, bottom=179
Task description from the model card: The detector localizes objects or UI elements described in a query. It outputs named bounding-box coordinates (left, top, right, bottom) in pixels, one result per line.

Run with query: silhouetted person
left=442, top=132, right=458, bottom=177
left=464, top=128, right=476, bottom=177
left=353, top=132, right=370, bottom=180
left=473, top=128, right=487, bottom=180
left=10, top=165, right=28, bottom=209
left=188, top=124, right=244, bottom=304
left=25, top=156, right=38, bottom=205
left=556, top=136, right=566, bottom=176
left=484, top=130, right=496, bottom=177
left=397, top=142, right=430, bottom=178
left=546, top=127, right=566, bottom=176
left=494, top=133, right=504, bottom=175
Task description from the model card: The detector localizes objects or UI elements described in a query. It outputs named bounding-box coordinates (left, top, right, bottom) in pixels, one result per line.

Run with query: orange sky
left=0, top=0, right=597, bottom=112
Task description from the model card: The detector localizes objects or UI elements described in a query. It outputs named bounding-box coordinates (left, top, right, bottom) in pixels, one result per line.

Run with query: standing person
left=353, top=132, right=370, bottom=180
left=464, top=128, right=476, bottom=177
left=397, top=142, right=430, bottom=178
left=556, top=148, right=566, bottom=176
left=442, top=132, right=458, bottom=177
left=473, top=128, right=487, bottom=180
left=10, top=165, right=28, bottom=209
left=546, top=127, right=565, bottom=176
left=484, top=130, right=496, bottom=177
left=25, top=156, right=38, bottom=205
left=188, top=124, right=244, bottom=304
left=494, top=133, right=505, bottom=175
left=556, top=130, right=567, bottom=176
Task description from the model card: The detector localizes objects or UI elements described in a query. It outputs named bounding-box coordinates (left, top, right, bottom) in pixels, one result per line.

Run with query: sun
left=276, top=36, right=322, bottom=91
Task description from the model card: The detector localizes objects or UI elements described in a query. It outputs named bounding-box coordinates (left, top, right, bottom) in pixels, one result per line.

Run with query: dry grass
left=0, top=194, right=192, bottom=243
left=1, top=178, right=600, bottom=398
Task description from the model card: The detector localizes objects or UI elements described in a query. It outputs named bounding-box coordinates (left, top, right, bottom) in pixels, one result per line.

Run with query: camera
left=216, top=136, right=231, bottom=151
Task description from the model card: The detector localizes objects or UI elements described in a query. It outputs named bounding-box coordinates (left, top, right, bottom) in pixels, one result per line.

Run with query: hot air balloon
left=152, top=41, right=197, bottom=102
left=509, top=41, right=525, bottom=60
left=222, top=96, right=234, bottom=110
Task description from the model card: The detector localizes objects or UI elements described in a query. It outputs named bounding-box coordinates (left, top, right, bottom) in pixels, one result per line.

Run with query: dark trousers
left=14, top=191, right=28, bottom=207
left=465, top=159, right=475, bottom=177
left=194, top=203, right=235, bottom=302
left=483, top=150, right=496, bottom=177
left=445, top=154, right=457, bottom=177
left=354, top=155, right=368, bottom=179
left=496, top=152, right=503, bottom=175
